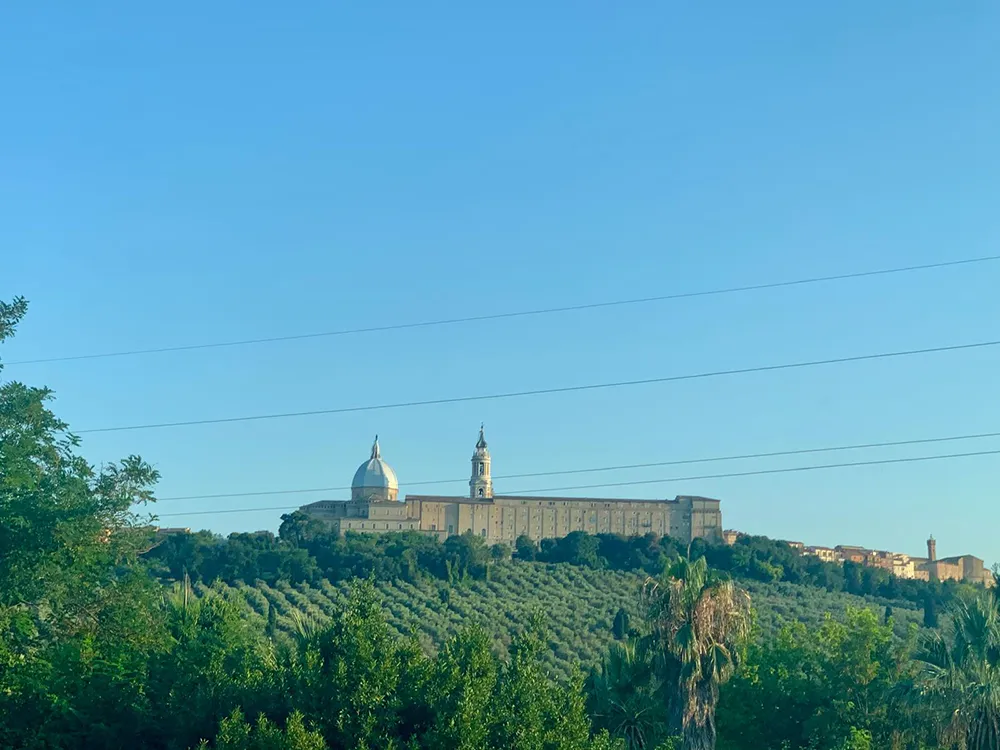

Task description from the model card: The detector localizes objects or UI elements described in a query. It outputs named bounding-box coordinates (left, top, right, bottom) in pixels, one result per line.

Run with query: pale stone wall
left=302, top=494, right=723, bottom=546
left=351, top=486, right=398, bottom=502
left=919, top=555, right=995, bottom=587
left=927, top=560, right=964, bottom=582
left=805, top=546, right=839, bottom=563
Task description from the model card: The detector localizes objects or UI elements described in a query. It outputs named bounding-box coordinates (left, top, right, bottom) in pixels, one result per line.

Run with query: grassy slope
left=200, top=561, right=925, bottom=681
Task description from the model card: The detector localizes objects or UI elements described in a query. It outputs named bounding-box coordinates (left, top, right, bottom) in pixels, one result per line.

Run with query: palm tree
left=589, top=638, right=665, bottom=750
left=642, top=556, right=752, bottom=750
left=914, top=593, right=1000, bottom=749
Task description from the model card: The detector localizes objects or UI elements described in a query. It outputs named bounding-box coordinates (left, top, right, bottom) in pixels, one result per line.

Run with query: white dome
left=351, top=436, right=399, bottom=500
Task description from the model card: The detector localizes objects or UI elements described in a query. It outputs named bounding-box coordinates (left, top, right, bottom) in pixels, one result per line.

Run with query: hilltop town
left=299, top=429, right=723, bottom=546
left=723, top=530, right=993, bottom=586
left=286, top=428, right=994, bottom=588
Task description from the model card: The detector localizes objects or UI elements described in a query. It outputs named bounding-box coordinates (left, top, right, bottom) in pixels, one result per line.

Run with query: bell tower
left=470, top=424, right=493, bottom=499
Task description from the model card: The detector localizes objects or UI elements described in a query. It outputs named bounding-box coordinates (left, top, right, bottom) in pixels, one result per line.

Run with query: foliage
left=150, top=521, right=975, bottom=624
left=2, top=297, right=986, bottom=749
left=200, top=709, right=327, bottom=750
left=717, top=607, right=920, bottom=749
left=643, top=558, right=752, bottom=750
left=147, top=521, right=499, bottom=588
left=912, top=593, right=1000, bottom=749
left=924, top=594, right=940, bottom=629
left=205, top=563, right=923, bottom=686
left=588, top=638, right=667, bottom=750
left=1, top=299, right=623, bottom=750
left=613, top=608, right=631, bottom=641
left=0, top=297, right=169, bottom=747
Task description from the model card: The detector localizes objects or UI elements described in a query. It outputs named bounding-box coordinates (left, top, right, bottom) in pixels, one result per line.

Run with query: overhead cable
left=155, top=428, right=1000, bottom=502
left=152, top=446, right=1000, bottom=518
left=9, top=254, right=999, bottom=366
left=78, top=338, right=1000, bottom=434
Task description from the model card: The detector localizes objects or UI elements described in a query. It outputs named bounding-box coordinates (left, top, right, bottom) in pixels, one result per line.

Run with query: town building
left=836, top=545, right=867, bottom=564
left=300, top=429, right=724, bottom=546
left=805, top=545, right=839, bottom=563
left=912, top=536, right=994, bottom=587
left=801, top=535, right=993, bottom=587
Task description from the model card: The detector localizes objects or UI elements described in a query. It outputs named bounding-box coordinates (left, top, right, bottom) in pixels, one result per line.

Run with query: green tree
left=642, top=557, right=751, bottom=750
left=515, top=534, right=538, bottom=561
left=488, top=613, right=615, bottom=750
left=613, top=608, right=631, bottom=641
left=203, top=708, right=327, bottom=750
left=717, top=607, right=918, bottom=750
left=147, top=590, right=283, bottom=749
left=443, top=531, right=491, bottom=582
left=278, top=511, right=326, bottom=547
left=0, top=297, right=168, bottom=748
left=913, top=594, right=1000, bottom=750
left=589, top=639, right=667, bottom=750
left=266, top=602, right=279, bottom=639
left=423, top=626, right=498, bottom=750
left=284, top=580, right=409, bottom=748
left=923, top=595, right=939, bottom=628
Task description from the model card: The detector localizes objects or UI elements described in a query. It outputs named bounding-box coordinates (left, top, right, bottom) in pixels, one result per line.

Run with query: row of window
left=350, top=522, right=409, bottom=530
left=508, top=499, right=683, bottom=509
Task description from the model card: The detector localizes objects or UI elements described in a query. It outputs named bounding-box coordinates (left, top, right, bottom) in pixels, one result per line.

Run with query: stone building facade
left=911, top=536, right=993, bottom=586
left=301, top=429, right=724, bottom=546
left=800, top=535, right=993, bottom=587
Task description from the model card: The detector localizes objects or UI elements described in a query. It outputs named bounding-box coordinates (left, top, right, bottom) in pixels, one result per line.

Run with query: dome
left=351, top=435, right=399, bottom=502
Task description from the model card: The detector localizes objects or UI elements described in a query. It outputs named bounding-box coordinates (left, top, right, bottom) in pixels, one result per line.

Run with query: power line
left=9, top=254, right=999, bottom=367
left=155, top=428, right=1000, bottom=502
left=500, top=448, right=1000, bottom=495
left=155, top=504, right=342, bottom=518
left=78, top=338, right=1000, bottom=434
left=152, top=446, right=1000, bottom=518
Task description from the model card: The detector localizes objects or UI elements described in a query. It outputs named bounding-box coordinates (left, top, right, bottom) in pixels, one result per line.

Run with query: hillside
left=200, top=560, right=925, bottom=681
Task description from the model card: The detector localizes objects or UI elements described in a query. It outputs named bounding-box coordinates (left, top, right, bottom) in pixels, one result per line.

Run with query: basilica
left=299, top=428, right=724, bottom=546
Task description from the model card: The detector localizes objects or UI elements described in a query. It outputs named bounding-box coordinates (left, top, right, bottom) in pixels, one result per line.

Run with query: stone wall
left=302, top=494, right=723, bottom=546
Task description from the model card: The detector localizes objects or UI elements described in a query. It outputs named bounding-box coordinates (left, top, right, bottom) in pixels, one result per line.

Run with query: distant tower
left=470, top=424, right=493, bottom=499
left=927, top=535, right=937, bottom=562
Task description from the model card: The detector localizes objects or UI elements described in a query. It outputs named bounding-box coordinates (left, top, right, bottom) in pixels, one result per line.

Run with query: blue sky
left=2, top=2, right=998, bottom=563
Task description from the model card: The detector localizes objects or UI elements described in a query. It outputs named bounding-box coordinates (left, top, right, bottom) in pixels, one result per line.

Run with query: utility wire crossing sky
left=6, top=254, right=999, bottom=366
left=77, top=338, right=1000, bottom=434
left=5, top=2, right=998, bottom=556
left=156, top=427, right=1000, bottom=502
left=154, top=447, right=1000, bottom=519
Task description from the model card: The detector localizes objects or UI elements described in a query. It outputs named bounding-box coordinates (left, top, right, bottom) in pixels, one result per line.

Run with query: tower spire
left=470, top=425, right=493, bottom=499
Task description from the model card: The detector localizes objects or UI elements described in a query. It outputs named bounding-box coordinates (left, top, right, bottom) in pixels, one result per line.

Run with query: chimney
left=927, top=535, right=937, bottom=562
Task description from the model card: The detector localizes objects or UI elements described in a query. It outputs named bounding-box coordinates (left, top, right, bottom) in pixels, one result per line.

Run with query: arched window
left=478, top=488, right=484, bottom=497
left=479, top=462, right=485, bottom=476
